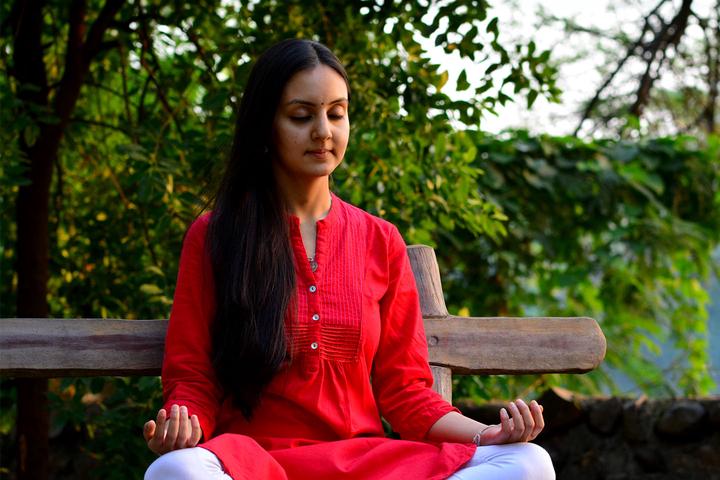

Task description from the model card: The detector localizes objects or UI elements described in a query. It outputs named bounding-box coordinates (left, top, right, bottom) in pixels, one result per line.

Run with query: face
left=271, top=64, right=350, bottom=181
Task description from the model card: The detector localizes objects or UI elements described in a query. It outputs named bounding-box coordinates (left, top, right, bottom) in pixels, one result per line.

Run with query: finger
left=160, top=408, right=170, bottom=439
left=155, top=408, right=167, bottom=438
left=164, top=404, right=181, bottom=451
left=500, top=407, right=513, bottom=441
left=148, top=409, right=167, bottom=452
left=189, top=414, right=203, bottom=447
left=507, top=401, right=526, bottom=441
left=175, top=406, right=191, bottom=449
left=529, top=400, right=545, bottom=439
left=515, top=399, right=535, bottom=442
left=144, top=420, right=156, bottom=443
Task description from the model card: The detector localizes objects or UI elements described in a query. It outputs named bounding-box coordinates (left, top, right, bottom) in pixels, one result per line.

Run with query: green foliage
left=443, top=131, right=720, bottom=401
left=46, top=376, right=163, bottom=478
left=1, top=0, right=718, bottom=477
left=1, top=0, right=557, bottom=475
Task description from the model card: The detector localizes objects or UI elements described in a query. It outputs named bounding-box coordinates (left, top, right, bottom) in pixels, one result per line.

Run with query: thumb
left=143, top=420, right=156, bottom=442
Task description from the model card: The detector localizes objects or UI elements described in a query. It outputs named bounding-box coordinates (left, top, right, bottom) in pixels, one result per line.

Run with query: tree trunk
left=10, top=0, right=125, bottom=477
left=13, top=1, right=52, bottom=477
left=15, top=102, right=56, bottom=480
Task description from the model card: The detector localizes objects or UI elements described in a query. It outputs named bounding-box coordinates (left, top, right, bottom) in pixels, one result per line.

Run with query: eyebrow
left=285, top=97, right=348, bottom=107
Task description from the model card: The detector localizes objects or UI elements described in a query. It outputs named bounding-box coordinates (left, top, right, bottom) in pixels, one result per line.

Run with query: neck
left=274, top=173, right=332, bottom=224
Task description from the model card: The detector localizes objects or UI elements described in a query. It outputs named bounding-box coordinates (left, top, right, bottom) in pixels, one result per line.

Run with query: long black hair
left=208, top=39, right=350, bottom=419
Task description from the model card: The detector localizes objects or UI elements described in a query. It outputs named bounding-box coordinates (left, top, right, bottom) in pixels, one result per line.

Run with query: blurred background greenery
left=1, top=0, right=718, bottom=477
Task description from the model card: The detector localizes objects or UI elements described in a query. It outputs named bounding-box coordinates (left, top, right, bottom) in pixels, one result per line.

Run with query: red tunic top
left=162, top=193, right=476, bottom=479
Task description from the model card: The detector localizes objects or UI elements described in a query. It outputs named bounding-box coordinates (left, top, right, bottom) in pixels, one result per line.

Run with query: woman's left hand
left=478, top=399, right=545, bottom=445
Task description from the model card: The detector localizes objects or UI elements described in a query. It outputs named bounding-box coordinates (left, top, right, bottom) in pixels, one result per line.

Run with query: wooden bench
left=0, top=245, right=607, bottom=404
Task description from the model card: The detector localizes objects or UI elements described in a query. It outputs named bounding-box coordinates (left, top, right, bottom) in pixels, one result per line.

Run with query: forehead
left=281, top=65, right=348, bottom=104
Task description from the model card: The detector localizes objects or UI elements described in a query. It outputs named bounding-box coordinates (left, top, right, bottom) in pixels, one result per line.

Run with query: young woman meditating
left=143, top=39, right=555, bottom=480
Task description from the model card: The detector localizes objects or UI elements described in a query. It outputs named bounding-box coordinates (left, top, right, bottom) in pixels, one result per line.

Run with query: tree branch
left=548, top=14, right=626, bottom=41
left=697, top=1, right=719, bottom=133
left=54, top=0, right=125, bottom=137
left=83, top=0, right=125, bottom=59
left=573, top=0, right=669, bottom=136
left=629, top=0, right=694, bottom=117
left=136, top=2, right=184, bottom=136
left=69, top=116, right=132, bottom=135
left=84, top=79, right=137, bottom=105
left=118, top=43, right=136, bottom=141
left=136, top=73, right=151, bottom=124
left=109, top=11, right=160, bottom=32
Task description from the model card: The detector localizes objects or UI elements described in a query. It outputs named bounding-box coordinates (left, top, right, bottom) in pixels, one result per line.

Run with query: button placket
left=307, top=214, right=326, bottom=361
left=306, top=282, right=321, bottom=361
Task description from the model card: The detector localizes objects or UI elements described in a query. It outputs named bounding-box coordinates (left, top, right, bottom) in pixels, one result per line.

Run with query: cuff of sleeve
left=162, top=399, right=216, bottom=441
left=400, top=402, right=461, bottom=441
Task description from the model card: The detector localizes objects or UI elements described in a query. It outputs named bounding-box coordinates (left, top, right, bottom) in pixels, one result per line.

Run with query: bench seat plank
left=1, top=244, right=606, bottom=381
left=0, top=318, right=165, bottom=377
left=425, top=316, right=606, bottom=374
left=0, top=316, right=605, bottom=378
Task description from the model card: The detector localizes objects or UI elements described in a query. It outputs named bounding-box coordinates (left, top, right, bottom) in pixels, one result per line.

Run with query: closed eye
left=291, top=114, right=345, bottom=122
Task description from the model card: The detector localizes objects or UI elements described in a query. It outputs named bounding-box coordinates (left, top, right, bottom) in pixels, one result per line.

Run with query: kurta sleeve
left=162, top=214, right=223, bottom=439
left=371, top=225, right=460, bottom=441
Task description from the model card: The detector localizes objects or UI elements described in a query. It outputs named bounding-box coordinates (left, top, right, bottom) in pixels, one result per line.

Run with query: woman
left=143, top=39, right=555, bottom=480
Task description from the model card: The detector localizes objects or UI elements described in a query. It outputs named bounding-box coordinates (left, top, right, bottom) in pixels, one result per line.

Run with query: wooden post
left=431, top=365, right=452, bottom=404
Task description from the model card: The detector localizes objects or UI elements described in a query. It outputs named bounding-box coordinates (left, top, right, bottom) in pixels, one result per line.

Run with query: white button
left=312, top=314, right=320, bottom=321
left=309, top=285, right=317, bottom=293
left=310, top=342, right=319, bottom=350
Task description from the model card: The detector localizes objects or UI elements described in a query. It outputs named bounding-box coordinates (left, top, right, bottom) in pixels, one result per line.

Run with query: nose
left=312, top=113, right=332, bottom=141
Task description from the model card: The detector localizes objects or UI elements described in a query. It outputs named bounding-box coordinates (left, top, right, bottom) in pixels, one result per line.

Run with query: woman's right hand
left=144, top=404, right=203, bottom=455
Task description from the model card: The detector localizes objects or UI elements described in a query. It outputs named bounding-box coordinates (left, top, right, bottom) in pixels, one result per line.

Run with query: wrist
left=472, top=425, right=492, bottom=446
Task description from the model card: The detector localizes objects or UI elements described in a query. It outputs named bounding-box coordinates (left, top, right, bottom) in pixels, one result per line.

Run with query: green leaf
left=140, top=284, right=163, bottom=295
left=527, top=90, right=538, bottom=108
left=486, top=17, right=499, bottom=36
left=457, top=70, right=470, bottom=91
left=437, top=71, right=449, bottom=91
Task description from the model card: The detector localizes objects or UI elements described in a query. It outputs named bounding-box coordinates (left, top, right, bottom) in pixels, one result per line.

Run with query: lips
left=307, top=149, right=332, bottom=158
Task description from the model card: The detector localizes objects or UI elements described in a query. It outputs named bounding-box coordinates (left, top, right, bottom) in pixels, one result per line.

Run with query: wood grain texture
left=0, top=246, right=606, bottom=378
left=425, top=316, right=607, bottom=374
left=430, top=366, right=452, bottom=403
left=0, top=316, right=606, bottom=377
left=0, top=318, right=166, bottom=377
left=407, top=245, right=448, bottom=318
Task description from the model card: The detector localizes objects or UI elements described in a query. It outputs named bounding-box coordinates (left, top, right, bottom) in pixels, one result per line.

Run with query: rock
left=528, top=396, right=720, bottom=480
left=536, top=387, right=584, bottom=431
left=655, top=401, right=706, bottom=438
left=706, top=400, right=720, bottom=428
left=597, top=443, right=638, bottom=478
left=634, top=446, right=667, bottom=473
left=588, top=397, right=623, bottom=435
left=697, top=443, right=720, bottom=469
left=623, top=395, right=654, bottom=443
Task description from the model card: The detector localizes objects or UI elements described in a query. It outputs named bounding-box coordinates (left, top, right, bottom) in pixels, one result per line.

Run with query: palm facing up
left=479, top=399, right=545, bottom=445
left=144, top=404, right=203, bottom=455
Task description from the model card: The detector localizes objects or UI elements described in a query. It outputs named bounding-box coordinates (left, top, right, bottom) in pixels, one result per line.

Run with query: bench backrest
left=0, top=246, right=606, bottom=402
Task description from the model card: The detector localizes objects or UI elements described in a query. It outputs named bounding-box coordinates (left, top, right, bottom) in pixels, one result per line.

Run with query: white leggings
left=145, top=442, right=555, bottom=480
left=447, top=443, right=555, bottom=480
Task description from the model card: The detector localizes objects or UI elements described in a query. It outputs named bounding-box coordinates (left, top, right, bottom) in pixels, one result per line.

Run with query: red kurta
left=162, top=192, right=476, bottom=479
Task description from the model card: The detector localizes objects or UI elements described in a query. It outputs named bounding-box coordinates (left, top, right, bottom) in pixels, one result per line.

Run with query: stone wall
left=459, top=388, right=720, bottom=480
